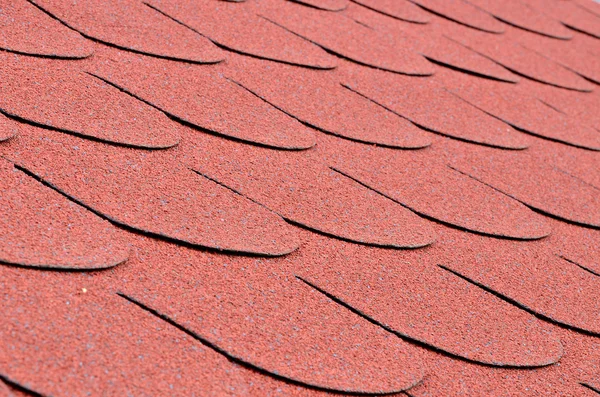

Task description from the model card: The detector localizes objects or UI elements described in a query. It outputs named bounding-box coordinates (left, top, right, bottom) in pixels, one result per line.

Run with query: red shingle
left=1, top=0, right=599, bottom=395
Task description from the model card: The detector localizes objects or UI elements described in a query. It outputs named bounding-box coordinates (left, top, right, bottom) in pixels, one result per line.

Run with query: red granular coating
left=0, top=0, right=93, bottom=59
left=185, top=132, right=436, bottom=249
left=544, top=219, right=600, bottom=277
left=260, top=0, right=435, bottom=75
left=289, top=0, right=348, bottom=12
left=29, top=0, right=225, bottom=63
left=528, top=139, right=600, bottom=192
left=436, top=67, right=600, bottom=151
left=465, top=0, right=573, bottom=39
left=505, top=26, right=600, bottom=85
left=523, top=0, right=600, bottom=39
left=345, top=6, right=519, bottom=83
left=0, top=157, right=129, bottom=270
left=350, top=0, right=431, bottom=24
left=436, top=226, right=600, bottom=336
left=575, top=0, right=600, bottom=18
left=409, top=0, right=505, bottom=33
left=112, top=234, right=425, bottom=394
left=449, top=147, right=600, bottom=228
left=407, top=327, right=599, bottom=396
left=288, top=228, right=563, bottom=367
left=146, top=0, right=337, bottom=69
left=341, top=62, right=530, bottom=149
left=316, top=134, right=551, bottom=240
left=1, top=0, right=599, bottom=394
left=521, top=74, right=600, bottom=131
left=86, top=47, right=316, bottom=150
left=0, top=114, right=20, bottom=142
left=3, top=127, right=300, bottom=257
left=438, top=19, right=594, bottom=92
left=223, top=55, right=433, bottom=149
left=0, top=266, right=334, bottom=396
left=0, top=53, right=181, bottom=149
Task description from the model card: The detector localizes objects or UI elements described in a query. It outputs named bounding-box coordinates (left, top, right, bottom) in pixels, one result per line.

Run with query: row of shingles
left=182, top=46, right=580, bottom=372
left=110, top=130, right=592, bottom=393
left=0, top=0, right=436, bottom=394
left=410, top=3, right=600, bottom=385
left=228, top=0, right=600, bottom=393
left=396, top=0, right=599, bottom=92
left=0, top=131, right=428, bottom=393
left=286, top=228, right=599, bottom=397
left=84, top=3, right=592, bottom=386
left=0, top=62, right=427, bottom=394
left=0, top=127, right=408, bottom=393
left=341, top=0, right=600, bottom=151
left=125, top=0, right=600, bottom=374
left=169, top=27, right=596, bottom=374
left=0, top=1, right=138, bottom=272
left=0, top=82, right=322, bottom=397
left=0, top=0, right=93, bottom=59
left=307, top=50, right=600, bottom=330
left=405, top=202, right=600, bottom=394
left=314, top=127, right=600, bottom=333
left=417, top=10, right=600, bottom=329
left=76, top=36, right=444, bottom=390
left=0, top=0, right=311, bottom=393
left=131, top=0, right=599, bottom=155
left=342, top=1, right=520, bottom=83
left=304, top=0, right=600, bottom=392
left=406, top=325, right=600, bottom=396
left=26, top=0, right=224, bottom=63
left=4, top=0, right=418, bottom=392
left=419, top=11, right=595, bottom=93
left=1, top=0, right=596, bottom=392
left=306, top=128, right=600, bottom=395
left=0, top=255, right=342, bottom=397
left=62, top=0, right=580, bottom=390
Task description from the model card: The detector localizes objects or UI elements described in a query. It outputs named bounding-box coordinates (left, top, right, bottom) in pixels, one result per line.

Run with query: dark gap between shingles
left=26, top=0, right=221, bottom=65
left=194, top=168, right=429, bottom=250
left=227, top=77, right=428, bottom=150
left=448, top=164, right=600, bottom=230
left=438, top=264, right=600, bottom=338
left=424, top=56, right=517, bottom=84
left=408, top=2, right=503, bottom=34
left=0, top=374, right=45, bottom=397
left=448, top=164, right=600, bottom=229
left=349, top=0, right=428, bottom=25
left=342, top=84, right=529, bottom=151
left=0, top=109, right=176, bottom=150
left=581, top=382, right=600, bottom=395
left=286, top=0, right=348, bottom=12
left=559, top=256, right=600, bottom=278
left=0, top=257, right=127, bottom=273
left=331, top=166, right=549, bottom=241
left=88, top=73, right=312, bottom=151
left=259, top=15, right=434, bottom=77
left=0, top=46, right=91, bottom=60
left=296, top=275, right=557, bottom=369
left=117, top=292, right=404, bottom=396
left=12, top=163, right=287, bottom=258
left=145, top=2, right=336, bottom=70
left=490, top=15, right=571, bottom=41
left=562, top=22, right=600, bottom=40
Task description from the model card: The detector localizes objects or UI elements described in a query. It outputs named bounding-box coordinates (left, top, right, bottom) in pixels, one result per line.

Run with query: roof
left=0, top=0, right=599, bottom=395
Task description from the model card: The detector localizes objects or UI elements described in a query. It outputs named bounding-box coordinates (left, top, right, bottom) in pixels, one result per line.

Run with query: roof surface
left=0, top=0, right=599, bottom=395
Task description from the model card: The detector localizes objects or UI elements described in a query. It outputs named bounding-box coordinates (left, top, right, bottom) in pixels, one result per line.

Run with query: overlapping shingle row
left=0, top=0, right=599, bottom=395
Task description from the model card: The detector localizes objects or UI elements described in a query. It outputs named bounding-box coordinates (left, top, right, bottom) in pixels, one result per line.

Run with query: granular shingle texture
left=0, top=0, right=599, bottom=396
